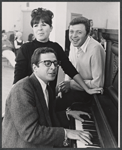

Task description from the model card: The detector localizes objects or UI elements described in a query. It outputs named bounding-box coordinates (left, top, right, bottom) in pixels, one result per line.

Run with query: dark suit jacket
left=2, top=74, right=66, bottom=148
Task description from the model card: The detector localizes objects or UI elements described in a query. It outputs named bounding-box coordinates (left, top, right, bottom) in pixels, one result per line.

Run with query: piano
left=69, top=29, right=119, bottom=148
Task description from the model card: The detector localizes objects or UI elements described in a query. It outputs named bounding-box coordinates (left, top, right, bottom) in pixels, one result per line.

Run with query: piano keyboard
left=75, top=113, right=101, bottom=148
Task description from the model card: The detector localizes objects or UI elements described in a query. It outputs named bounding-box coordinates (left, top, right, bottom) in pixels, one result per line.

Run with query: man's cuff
left=63, top=129, right=69, bottom=146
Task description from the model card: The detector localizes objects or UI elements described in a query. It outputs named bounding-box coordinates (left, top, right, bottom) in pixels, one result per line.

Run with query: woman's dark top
left=13, top=39, right=78, bottom=93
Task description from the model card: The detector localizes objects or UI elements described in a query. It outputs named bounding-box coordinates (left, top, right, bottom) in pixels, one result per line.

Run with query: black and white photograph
left=1, top=2, right=120, bottom=148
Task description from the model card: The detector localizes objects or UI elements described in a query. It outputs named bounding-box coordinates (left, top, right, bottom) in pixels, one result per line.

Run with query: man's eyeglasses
left=38, top=60, right=60, bottom=67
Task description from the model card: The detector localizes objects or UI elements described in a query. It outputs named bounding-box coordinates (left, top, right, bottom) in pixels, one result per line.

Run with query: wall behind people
left=66, top=2, right=119, bottom=29
left=2, top=2, right=119, bottom=41
left=2, top=2, right=23, bottom=32
left=106, top=3, right=120, bottom=29
left=22, top=10, right=33, bottom=41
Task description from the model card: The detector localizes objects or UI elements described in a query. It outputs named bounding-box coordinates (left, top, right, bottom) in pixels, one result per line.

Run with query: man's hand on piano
left=66, top=110, right=90, bottom=122
left=86, top=88, right=104, bottom=95
left=65, top=129, right=92, bottom=145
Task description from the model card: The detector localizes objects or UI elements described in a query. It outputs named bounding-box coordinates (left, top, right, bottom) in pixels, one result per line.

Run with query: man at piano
left=2, top=47, right=93, bottom=148
left=56, top=16, right=105, bottom=111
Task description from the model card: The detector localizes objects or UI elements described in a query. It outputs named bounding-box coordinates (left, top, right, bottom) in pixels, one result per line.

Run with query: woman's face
left=32, top=20, right=53, bottom=42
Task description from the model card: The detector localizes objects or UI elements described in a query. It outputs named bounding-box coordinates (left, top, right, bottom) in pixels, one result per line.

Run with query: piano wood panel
left=93, top=94, right=118, bottom=147
left=93, top=29, right=118, bottom=147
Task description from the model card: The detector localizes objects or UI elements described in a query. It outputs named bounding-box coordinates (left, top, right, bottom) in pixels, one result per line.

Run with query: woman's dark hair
left=2, top=30, right=6, bottom=34
left=69, top=17, right=90, bottom=35
left=28, top=33, right=34, bottom=42
left=31, top=47, right=57, bottom=68
left=9, top=34, right=15, bottom=51
left=30, top=8, right=54, bottom=27
left=9, top=34, right=15, bottom=43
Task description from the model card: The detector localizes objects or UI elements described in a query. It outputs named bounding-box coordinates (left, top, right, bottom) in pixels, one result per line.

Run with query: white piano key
left=75, top=119, right=83, bottom=131
left=76, top=140, right=86, bottom=148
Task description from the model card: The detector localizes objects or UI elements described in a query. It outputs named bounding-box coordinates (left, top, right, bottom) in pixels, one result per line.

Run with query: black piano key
left=85, top=130, right=100, bottom=144
left=87, top=144, right=99, bottom=146
left=91, top=137, right=100, bottom=144
left=83, top=121, right=95, bottom=127
left=83, top=122, right=95, bottom=125
left=86, top=144, right=101, bottom=148
left=84, top=129, right=97, bottom=132
left=84, top=120, right=94, bottom=124
left=80, top=114, right=94, bottom=121
left=83, top=124, right=96, bottom=130
left=88, top=130, right=98, bottom=136
left=90, top=134, right=99, bottom=143
left=78, top=107, right=91, bottom=113
left=84, top=130, right=98, bottom=139
left=90, top=132, right=101, bottom=146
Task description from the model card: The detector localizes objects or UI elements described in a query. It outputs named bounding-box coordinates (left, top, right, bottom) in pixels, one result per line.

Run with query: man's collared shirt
left=65, top=36, right=105, bottom=89
left=34, top=73, right=49, bottom=107
left=77, top=35, right=91, bottom=53
left=68, top=36, right=91, bottom=69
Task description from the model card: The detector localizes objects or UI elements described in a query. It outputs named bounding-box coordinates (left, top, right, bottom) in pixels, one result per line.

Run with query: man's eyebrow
left=70, top=30, right=82, bottom=32
left=40, top=59, right=57, bottom=61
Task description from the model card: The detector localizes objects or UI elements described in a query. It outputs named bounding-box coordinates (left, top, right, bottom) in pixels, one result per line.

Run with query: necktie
left=46, top=85, right=56, bottom=126
left=46, top=85, right=52, bottom=113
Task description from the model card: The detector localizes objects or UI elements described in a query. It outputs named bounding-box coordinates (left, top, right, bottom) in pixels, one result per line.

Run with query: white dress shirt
left=34, top=73, right=49, bottom=108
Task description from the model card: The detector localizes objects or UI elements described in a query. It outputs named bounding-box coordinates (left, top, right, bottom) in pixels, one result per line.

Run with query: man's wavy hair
left=30, top=8, right=54, bottom=27
left=69, top=17, right=90, bottom=35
